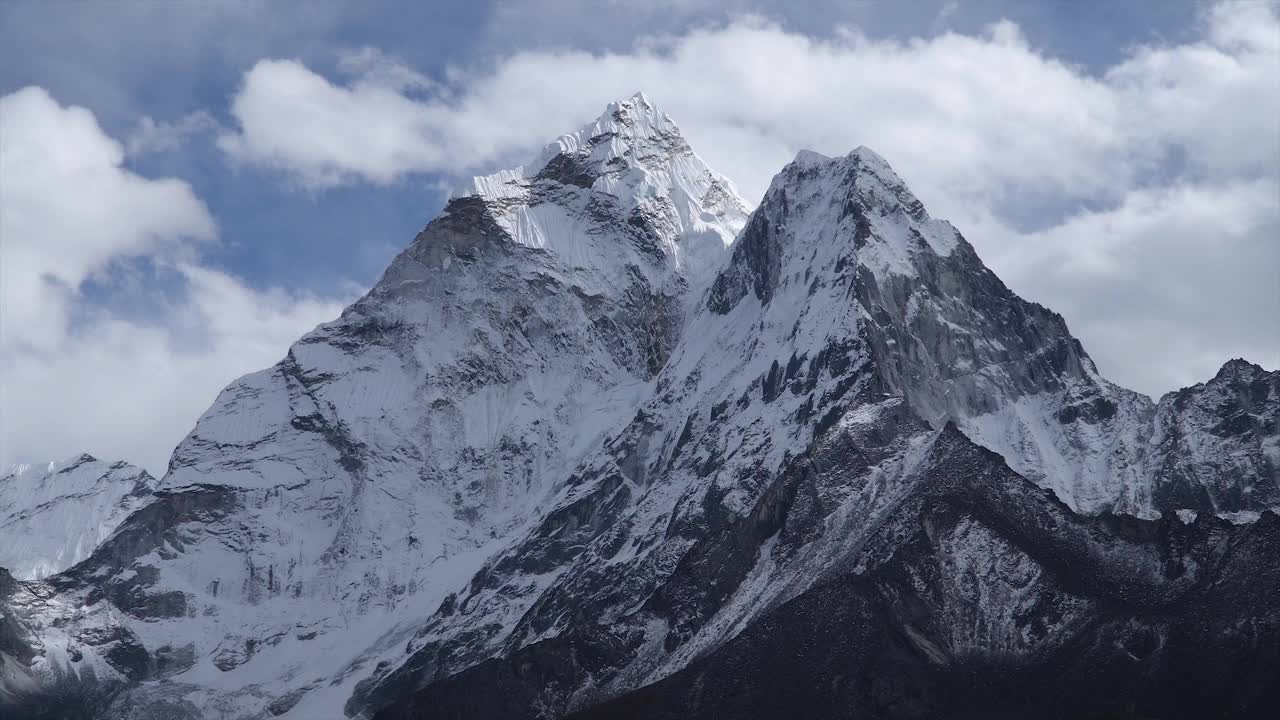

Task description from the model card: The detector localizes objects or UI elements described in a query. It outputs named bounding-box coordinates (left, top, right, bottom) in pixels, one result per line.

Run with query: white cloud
left=213, top=5, right=1279, bottom=208
left=126, top=111, right=220, bottom=156
left=215, top=3, right=1278, bottom=396
left=0, top=87, right=349, bottom=473
left=3, top=265, right=348, bottom=475
left=337, top=46, right=437, bottom=92
left=1001, top=179, right=1280, bottom=394
left=930, top=1, right=961, bottom=34
left=1104, top=3, right=1280, bottom=182
left=1, top=87, right=216, bottom=350
left=218, top=18, right=1138, bottom=206
left=218, top=58, right=446, bottom=188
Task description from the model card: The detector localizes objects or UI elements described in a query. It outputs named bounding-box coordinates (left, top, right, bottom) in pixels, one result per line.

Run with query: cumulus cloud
left=1, top=87, right=216, bottom=350
left=0, top=87, right=349, bottom=473
left=1003, top=179, right=1280, bottom=392
left=210, top=4, right=1280, bottom=212
left=217, top=57, right=445, bottom=188
left=215, top=3, right=1279, bottom=396
left=3, top=265, right=348, bottom=474
left=213, top=19, right=1141, bottom=203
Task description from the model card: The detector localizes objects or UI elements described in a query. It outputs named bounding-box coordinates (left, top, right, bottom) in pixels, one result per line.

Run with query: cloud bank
left=1, top=88, right=348, bottom=473
left=218, top=3, right=1280, bottom=395
left=5, top=3, right=1276, bottom=474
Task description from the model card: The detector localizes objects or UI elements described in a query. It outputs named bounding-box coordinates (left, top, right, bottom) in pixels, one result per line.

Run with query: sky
left=1, top=0, right=1277, bottom=475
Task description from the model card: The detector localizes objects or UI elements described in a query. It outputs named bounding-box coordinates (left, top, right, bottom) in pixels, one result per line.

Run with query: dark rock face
left=572, top=512, right=1280, bottom=719
left=0, top=570, right=37, bottom=683
left=380, top=428, right=1280, bottom=720
left=58, top=486, right=238, bottom=617
left=0, top=486, right=237, bottom=718
left=709, top=204, right=784, bottom=313
left=1148, top=359, right=1280, bottom=513
left=536, top=152, right=599, bottom=189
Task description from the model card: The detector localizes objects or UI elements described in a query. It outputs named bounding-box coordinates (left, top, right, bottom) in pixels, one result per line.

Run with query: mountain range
left=2, top=93, right=1276, bottom=720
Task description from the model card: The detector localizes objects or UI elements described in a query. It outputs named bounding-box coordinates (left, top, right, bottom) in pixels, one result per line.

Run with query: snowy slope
left=0, top=455, right=154, bottom=580
left=0, top=93, right=748, bottom=720
left=455, top=90, right=745, bottom=291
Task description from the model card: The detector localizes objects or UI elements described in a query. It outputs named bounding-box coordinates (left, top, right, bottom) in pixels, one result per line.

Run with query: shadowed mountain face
left=1, top=95, right=1275, bottom=720
left=395, top=427, right=1280, bottom=720
left=1146, top=359, right=1279, bottom=513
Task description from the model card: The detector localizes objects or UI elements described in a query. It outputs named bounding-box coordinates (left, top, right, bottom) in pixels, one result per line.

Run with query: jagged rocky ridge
left=385, top=426, right=1280, bottom=720
left=566, top=441, right=1280, bottom=720
left=1, top=94, right=1276, bottom=719
left=0, top=455, right=154, bottom=581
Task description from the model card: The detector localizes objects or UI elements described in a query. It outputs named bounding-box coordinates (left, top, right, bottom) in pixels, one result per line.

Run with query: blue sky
left=0, top=0, right=1210, bottom=295
left=2, top=0, right=1277, bottom=473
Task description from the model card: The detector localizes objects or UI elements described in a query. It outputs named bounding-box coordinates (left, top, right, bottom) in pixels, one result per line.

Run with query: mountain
left=1147, top=358, right=1279, bottom=514
left=357, top=142, right=1280, bottom=719
left=0, top=93, right=747, bottom=719
left=0, top=455, right=154, bottom=580
left=387, top=428, right=1280, bottom=720
left=565, top=447, right=1280, bottom=720
left=1, top=94, right=1275, bottom=720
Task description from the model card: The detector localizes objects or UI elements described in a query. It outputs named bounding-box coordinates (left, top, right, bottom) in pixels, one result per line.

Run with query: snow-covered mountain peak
left=707, top=145, right=1161, bottom=518
left=0, top=455, right=154, bottom=580
left=515, top=91, right=697, bottom=190
left=450, top=94, right=748, bottom=281
left=788, top=144, right=899, bottom=177
left=775, top=145, right=945, bottom=251
left=527, top=91, right=675, bottom=173
left=709, top=145, right=960, bottom=315
left=456, top=92, right=720, bottom=203
left=1147, top=357, right=1279, bottom=512
left=1212, top=357, right=1269, bottom=383
left=4, top=452, right=95, bottom=478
